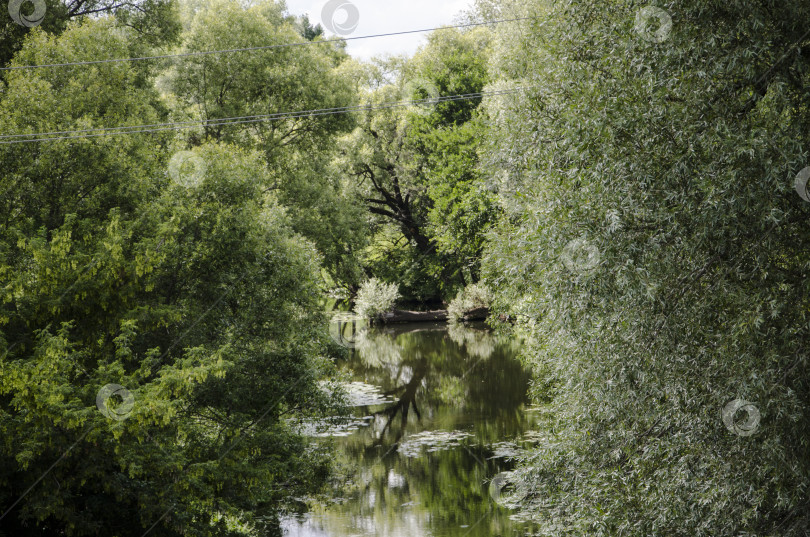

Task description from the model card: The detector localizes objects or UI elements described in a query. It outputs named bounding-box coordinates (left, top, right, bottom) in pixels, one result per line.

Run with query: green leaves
left=0, top=14, right=343, bottom=536
left=163, top=0, right=362, bottom=289
left=481, top=0, right=810, bottom=535
left=341, top=28, right=496, bottom=301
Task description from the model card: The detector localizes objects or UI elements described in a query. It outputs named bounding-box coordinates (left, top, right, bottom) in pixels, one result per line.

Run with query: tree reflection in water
left=372, top=357, right=427, bottom=447
left=284, top=322, right=538, bottom=537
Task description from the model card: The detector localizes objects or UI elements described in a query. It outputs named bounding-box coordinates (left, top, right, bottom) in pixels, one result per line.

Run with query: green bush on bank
left=447, top=283, right=492, bottom=322
left=353, top=278, right=401, bottom=320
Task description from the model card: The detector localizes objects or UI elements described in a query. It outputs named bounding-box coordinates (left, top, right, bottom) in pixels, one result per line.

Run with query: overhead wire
left=0, top=88, right=529, bottom=145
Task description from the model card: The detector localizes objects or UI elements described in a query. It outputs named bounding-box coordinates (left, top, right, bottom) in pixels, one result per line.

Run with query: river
left=282, top=321, right=539, bottom=537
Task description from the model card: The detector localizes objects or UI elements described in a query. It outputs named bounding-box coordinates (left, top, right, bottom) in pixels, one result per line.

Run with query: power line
left=0, top=88, right=528, bottom=145
left=0, top=17, right=534, bottom=72
left=0, top=92, right=489, bottom=141
left=0, top=91, right=499, bottom=139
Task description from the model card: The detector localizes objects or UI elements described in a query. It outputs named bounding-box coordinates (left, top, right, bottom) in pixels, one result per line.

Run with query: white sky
left=283, top=0, right=475, bottom=60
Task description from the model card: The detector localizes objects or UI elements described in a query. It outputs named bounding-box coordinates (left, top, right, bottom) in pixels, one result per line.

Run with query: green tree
left=165, top=0, right=365, bottom=289
left=0, top=0, right=181, bottom=69
left=0, top=19, right=341, bottom=536
left=295, top=14, right=323, bottom=41
left=482, top=0, right=810, bottom=535
left=341, top=27, right=497, bottom=302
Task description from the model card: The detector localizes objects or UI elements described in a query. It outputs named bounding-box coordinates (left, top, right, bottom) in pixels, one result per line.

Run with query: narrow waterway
left=282, top=322, right=539, bottom=537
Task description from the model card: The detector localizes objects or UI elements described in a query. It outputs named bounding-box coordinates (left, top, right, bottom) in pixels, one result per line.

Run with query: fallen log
left=377, top=309, right=448, bottom=324
left=375, top=307, right=490, bottom=324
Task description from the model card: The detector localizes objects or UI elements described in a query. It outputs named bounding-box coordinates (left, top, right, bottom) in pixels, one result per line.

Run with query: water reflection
left=284, top=322, right=537, bottom=537
left=329, top=312, right=369, bottom=349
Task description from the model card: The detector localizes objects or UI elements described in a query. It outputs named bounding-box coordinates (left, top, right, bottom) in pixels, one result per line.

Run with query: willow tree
left=165, top=0, right=366, bottom=289
left=481, top=0, right=810, bottom=535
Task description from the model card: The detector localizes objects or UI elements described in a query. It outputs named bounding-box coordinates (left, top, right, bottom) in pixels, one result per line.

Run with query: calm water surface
left=283, top=322, right=538, bottom=537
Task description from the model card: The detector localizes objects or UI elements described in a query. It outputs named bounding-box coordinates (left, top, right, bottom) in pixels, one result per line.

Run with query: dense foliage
left=480, top=0, right=810, bottom=534
left=339, top=28, right=498, bottom=303
left=0, top=0, right=181, bottom=69
left=166, top=0, right=365, bottom=287
left=0, top=5, right=347, bottom=535
left=2, top=0, right=808, bottom=534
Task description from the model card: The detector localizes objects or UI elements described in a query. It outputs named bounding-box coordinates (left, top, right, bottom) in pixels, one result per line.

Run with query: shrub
left=353, top=278, right=400, bottom=319
left=448, top=283, right=492, bottom=322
